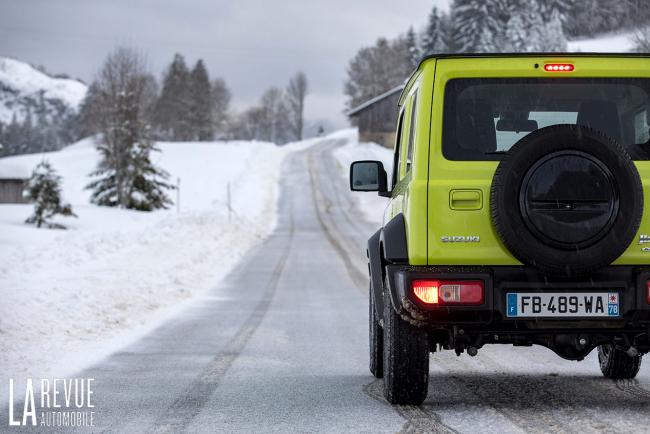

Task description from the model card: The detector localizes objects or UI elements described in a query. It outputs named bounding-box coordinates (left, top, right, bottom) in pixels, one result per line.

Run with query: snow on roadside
left=568, top=31, right=635, bottom=52
left=332, top=130, right=392, bottom=225
left=0, top=137, right=299, bottom=390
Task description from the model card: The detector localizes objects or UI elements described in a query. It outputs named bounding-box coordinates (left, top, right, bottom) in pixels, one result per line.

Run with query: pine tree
left=127, top=140, right=174, bottom=211
left=504, top=13, right=529, bottom=52
left=344, top=37, right=413, bottom=110
left=537, top=0, right=572, bottom=21
left=503, top=0, right=552, bottom=53
left=24, top=160, right=76, bottom=229
left=189, top=59, right=215, bottom=141
left=536, top=8, right=568, bottom=52
left=450, top=0, right=500, bottom=53
left=211, top=78, right=231, bottom=138
left=421, top=7, right=447, bottom=54
left=564, top=0, right=601, bottom=37
left=4, top=114, right=21, bottom=155
left=20, top=110, right=34, bottom=154
left=406, top=26, right=420, bottom=68
left=154, top=54, right=192, bottom=140
left=86, top=47, right=174, bottom=211
left=477, top=27, right=498, bottom=53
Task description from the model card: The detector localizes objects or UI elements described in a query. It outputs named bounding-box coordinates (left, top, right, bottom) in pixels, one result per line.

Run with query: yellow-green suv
left=350, top=53, right=650, bottom=405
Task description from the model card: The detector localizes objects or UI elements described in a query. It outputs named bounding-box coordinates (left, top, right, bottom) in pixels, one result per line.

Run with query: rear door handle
left=449, top=189, right=483, bottom=210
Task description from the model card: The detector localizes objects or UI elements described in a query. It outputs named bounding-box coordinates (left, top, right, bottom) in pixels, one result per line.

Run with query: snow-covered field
left=568, top=31, right=635, bottom=52
left=0, top=137, right=299, bottom=388
left=332, top=131, right=392, bottom=225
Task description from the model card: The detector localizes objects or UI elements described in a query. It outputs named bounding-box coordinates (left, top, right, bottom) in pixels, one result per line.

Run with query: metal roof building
left=346, top=85, right=403, bottom=148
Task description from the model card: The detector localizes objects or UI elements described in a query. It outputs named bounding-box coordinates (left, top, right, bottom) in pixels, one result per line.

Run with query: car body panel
left=412, top=55, right=650, bottom=266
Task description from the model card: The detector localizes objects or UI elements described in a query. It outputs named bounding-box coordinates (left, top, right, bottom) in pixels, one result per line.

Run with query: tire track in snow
left=314, top=139, right=375, bottom=240
left=614, top=378, right=650, bottom=400
left=431, top=349, right=650, bottom=433
left=363, top=379, right=460, bottom=434
left=146, top=199, right=295, bottom=434
left=309, top=142, right=459, bottom=433
left=307, top=148, right=368, bottom=293
left=431, top=354, right=575, bottom=433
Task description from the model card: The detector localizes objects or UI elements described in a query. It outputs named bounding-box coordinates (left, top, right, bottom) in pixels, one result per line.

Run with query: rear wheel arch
left=381, top=213, right=408, bottom=264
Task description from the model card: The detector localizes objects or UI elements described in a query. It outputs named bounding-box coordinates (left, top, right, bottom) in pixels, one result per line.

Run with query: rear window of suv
left=442, top=78, right=650, bottom=161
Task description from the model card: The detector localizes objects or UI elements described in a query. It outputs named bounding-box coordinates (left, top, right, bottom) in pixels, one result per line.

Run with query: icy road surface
left=7, top=138, right=650, bottom=433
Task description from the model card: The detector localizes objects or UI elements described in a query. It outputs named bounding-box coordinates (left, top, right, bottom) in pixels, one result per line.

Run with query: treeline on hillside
left=76, top=47, right=308, bottom=212
left=0, top=107, right=77, bottom=157
left=345, top=0, right=650, bottom=110
left=80, top=53, right=308, bottom=145
left=1, top=50, right=309, bottom=157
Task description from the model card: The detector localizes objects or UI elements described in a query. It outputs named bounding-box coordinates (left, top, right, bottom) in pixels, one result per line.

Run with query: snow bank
left=0, top=57, right=87, bottom=124
left=0, top=137, right=298, bottom=385
left=0, top=160, right=29, bottom=179
left=332, top=131, right=392, bottom=225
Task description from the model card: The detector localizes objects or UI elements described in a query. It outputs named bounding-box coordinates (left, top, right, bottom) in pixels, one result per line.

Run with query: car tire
left=382, top=276, right=429, bottom=405
left=598, top=344, right=643, bottom=379
left=491, top=124, right=643, bottom=277
left=369, top=285, right=383, bottom=378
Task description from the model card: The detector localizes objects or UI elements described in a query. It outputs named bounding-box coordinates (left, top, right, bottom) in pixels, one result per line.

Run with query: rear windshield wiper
left=484, top=150, right=508, bottom=155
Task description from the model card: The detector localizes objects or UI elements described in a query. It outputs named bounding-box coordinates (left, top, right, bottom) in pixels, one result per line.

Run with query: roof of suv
left=416, top=51, right=650, bottom=69
left=397, top=52, right=650, bottom=105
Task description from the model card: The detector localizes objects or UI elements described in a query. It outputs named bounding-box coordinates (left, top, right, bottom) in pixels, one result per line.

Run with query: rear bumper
left=386, top=265, right=650, bottom=328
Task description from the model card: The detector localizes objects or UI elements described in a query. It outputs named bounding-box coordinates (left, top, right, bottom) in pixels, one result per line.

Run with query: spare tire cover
left=490, top=124, right=643, bottom=277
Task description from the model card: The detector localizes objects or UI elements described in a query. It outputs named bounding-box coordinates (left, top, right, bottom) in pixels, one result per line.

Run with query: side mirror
left=350, top=160, right=388, bottom=196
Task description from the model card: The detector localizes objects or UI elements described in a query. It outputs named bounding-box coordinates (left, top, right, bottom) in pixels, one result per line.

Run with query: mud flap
left=367, top=229, right=384, bottom=319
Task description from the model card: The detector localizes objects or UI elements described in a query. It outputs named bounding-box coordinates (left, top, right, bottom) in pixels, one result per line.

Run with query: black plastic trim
left=367, top=229, right=385, bottom=316
left=381, top=214, right=408, bottom=264
left=384, top=265, right=650, bottom=327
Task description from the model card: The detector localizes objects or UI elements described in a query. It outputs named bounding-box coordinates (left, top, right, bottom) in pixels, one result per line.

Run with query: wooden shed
left=347, top=85, right=404, bottom=148
left=0, top=161, right=29, bottom=204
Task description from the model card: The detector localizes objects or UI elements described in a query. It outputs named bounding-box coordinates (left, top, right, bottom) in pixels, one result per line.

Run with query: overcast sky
left=0, top=0, right=449, bottom=131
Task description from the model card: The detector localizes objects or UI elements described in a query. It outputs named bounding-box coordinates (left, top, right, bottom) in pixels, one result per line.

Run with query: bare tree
left=85, top=47, right=173, bottom=211
left=344, top=37, right=412, bottom=111
left=211, top=78, right=231, bottom=138
left=230, top=107, right=265, bottom=140
left=259, top=87, right=291, bottom=144
left=633, top=27, right=650, bottom=51
left=631, top=2, right=650, bottom=51
left=286, top=72, right=308, bottom=141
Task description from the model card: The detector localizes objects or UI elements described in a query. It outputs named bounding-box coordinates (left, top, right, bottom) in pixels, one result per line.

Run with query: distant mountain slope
left=0, top=57, right=87, bottom=156
left=0, top=57, right=87, bottom=124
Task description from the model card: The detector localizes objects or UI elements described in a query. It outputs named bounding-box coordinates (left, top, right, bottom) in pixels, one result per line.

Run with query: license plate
left=506, top=292, right=619, bottom=318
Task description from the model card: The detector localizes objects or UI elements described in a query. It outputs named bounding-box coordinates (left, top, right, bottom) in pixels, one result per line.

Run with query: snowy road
left=7, top=138, right=650, bottom=433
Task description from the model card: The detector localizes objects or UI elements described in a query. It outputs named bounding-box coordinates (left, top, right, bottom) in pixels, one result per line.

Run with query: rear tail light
left=412, top=280, right=484, bottom=306
left=646, top=280, right=650, bottom=304
left=544, top=63, right=574, bottom=72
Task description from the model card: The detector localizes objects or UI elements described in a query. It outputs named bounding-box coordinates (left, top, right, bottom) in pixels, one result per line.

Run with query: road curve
left=7, top=138, right=650, bottom=433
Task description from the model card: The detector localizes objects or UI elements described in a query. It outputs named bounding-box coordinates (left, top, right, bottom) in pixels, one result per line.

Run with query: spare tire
left=491, top=124, right=643, bottom=277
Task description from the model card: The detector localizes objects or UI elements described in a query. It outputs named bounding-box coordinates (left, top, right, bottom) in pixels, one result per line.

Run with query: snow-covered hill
left=0, top=56, right=87, bottom=125
left=0, top=136, right=305, bottom=384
